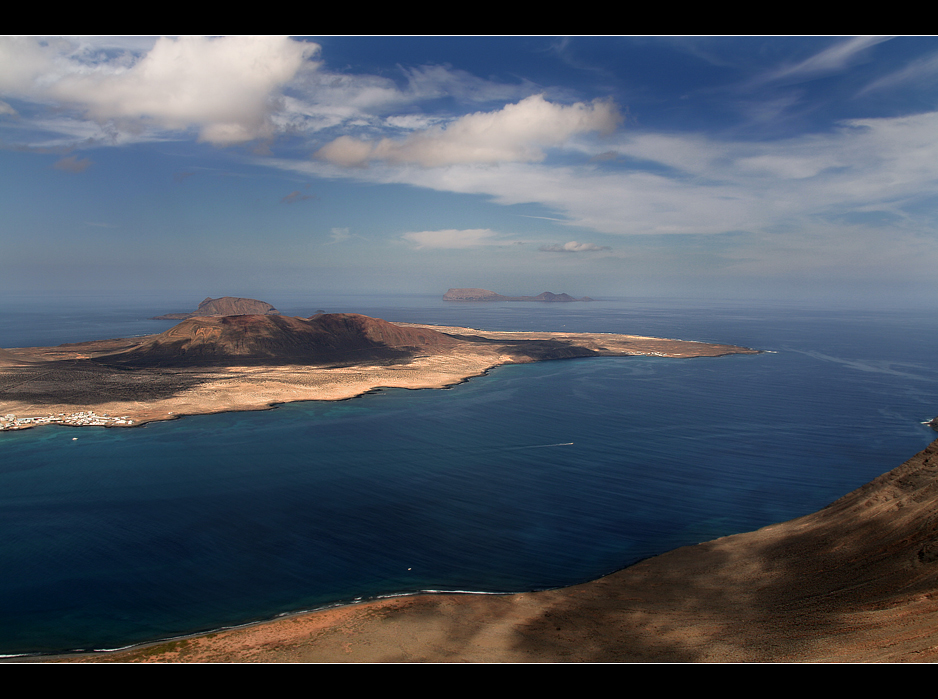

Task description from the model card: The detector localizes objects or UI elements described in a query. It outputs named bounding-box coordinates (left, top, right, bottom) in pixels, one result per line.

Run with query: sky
left=3, top=35, right=938, bottom=306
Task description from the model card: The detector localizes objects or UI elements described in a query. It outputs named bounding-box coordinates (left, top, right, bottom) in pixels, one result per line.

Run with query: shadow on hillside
left=500, top=442, right=938, bottom=661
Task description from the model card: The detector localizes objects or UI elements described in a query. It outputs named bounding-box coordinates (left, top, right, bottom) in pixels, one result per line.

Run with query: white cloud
left=735, top=154, right=833, bottom=180
left=400, top=64, right=536, bottom=104
left=402, top=229, right=505, bottom=249
left=279, top=107, right=938, bottom=246
left=1, top=36, right=319, bottom=145
left=540, top=241, right=610, bottom=252
left=608, top=133, right=724, bottom=175
left=269, top=63, right=534, bottom=142
left=0, top=36, right=62, bottom=93
left=289, top=71, right=408, bottom=116
left=329, top=227, right=352, bottom=243
left=384, top=114, right=444, bottom=130
left=0, top=40, right=551, bottom=151
left=316, top=95, right=622, bottom=167
left=316, top=135, right=377, bottom=167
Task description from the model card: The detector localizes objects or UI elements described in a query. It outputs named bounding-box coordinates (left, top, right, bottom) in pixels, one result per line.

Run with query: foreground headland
left=54, top=438, right=938, bottom=662
left=0, top=313, right=757, bottom=430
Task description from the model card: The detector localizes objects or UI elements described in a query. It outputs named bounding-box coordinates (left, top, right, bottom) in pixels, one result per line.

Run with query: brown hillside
left=100, top=313, right=456, bottom=367
left=307, top=313, right=456, bottom=350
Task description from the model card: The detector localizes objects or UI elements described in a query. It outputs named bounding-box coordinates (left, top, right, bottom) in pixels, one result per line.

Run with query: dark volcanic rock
left=152, top=296, right=281, bottom=320
left=499, top=340, right=600, bottom=362
left=102, top=313, right=456, bottom=367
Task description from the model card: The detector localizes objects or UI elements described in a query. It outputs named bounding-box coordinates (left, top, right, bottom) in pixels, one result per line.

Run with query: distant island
left=0, top=311, right=756, bottom=430
left=152, top=296, right=281, bottom=320
left=443, top=288, right=593, bottom=302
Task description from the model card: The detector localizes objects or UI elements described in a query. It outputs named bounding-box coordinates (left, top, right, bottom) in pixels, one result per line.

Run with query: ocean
left=1, top=294, right=936, bottom=656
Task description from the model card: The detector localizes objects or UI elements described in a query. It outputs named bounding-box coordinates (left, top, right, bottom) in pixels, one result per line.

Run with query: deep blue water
left=1, top=295, right=937, bottom=656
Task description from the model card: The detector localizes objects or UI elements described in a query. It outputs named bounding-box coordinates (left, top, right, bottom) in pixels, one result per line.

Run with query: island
left=443, top=288, right=593, bottom=302
left=152, top=296, right=281, bottom=320
left=0, top=312, right=756, bottom=430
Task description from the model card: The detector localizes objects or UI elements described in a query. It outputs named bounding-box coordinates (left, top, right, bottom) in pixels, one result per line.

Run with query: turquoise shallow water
left=1, top=296, right=937, bottom=655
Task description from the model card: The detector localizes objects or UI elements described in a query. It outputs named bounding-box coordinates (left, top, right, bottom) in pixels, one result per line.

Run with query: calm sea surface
left=2, top=294, right=937, bottom=656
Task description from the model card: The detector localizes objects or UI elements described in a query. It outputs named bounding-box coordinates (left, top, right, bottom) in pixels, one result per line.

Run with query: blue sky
left=3, top=36, right=938, bottom=305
